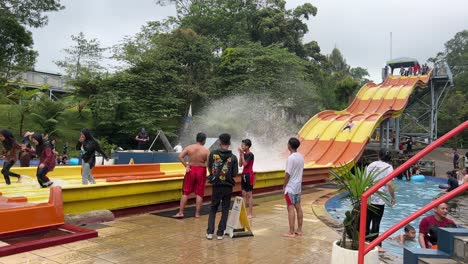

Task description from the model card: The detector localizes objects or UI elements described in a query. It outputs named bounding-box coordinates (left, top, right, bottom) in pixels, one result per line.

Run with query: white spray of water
left=50, top=179, right=69, bottom=187
left=182, top=95, right=303, bottom=171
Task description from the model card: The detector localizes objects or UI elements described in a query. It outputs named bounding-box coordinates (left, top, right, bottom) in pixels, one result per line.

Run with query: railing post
left=358, top=194, right=369, bottom=264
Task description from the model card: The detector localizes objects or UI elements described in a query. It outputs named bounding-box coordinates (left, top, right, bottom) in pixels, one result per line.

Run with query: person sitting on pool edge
left=419, top=202, right=456, bottom=249
left=390, top=224, right=416, bottom=245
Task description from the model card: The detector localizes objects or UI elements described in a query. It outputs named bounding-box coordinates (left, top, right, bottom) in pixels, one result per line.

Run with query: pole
left=430, top=80, right=435, bottom=143
left=379, top=123, right=384, bottom=149
left=395, top=118, right=400, bottom=151
left=390, top=32, right=393, bottom=60
left=386, top=120, right=390, bottom=149
left=148, top=130, right=161, bottom=151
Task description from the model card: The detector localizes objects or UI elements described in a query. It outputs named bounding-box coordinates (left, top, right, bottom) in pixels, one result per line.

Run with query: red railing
left=358, top=121, right=468, bottom=264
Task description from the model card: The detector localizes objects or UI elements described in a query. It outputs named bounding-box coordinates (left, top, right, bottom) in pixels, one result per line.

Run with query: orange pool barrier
left=91, top=164, right=184, bottom=182
left=0, top=187, right=97, bottom=257
left=0, top=187, right=64, bottom=235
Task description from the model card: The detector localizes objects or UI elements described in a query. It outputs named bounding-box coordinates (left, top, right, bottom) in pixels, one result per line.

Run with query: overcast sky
left=30, top=0, right=468, bottom=82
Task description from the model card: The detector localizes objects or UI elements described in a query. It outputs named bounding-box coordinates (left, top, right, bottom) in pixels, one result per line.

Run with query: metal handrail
left=357, top=121, right=468, bottom=264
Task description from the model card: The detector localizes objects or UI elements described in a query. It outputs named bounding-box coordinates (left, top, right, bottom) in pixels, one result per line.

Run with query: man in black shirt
left=135, top=128, right=149, bottom=150
left=206, top=133, right=238, bottom=240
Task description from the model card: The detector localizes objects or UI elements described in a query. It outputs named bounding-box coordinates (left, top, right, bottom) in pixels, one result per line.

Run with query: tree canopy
left=0, top=0, right=63, bottom=81
left=431, top=30, right=468, bottom=145
left=2, top=0, right=376, bottom=149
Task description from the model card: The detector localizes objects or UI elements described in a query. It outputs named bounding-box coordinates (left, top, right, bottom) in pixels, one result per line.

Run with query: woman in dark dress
left=0, top=130, right=22, bottom=185
left=76, top=129, right=108, bottom=185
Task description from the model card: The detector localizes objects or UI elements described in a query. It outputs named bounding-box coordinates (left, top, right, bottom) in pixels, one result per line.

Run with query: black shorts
left=241, top=173, right=254, bottom=192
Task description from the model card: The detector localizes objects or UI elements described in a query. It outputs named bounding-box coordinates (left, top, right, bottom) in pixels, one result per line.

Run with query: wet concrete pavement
left=0, top=187, right=341, bottom=264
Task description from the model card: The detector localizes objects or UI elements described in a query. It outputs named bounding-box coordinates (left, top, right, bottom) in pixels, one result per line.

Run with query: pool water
left=326, top=177, right=447, bottom=256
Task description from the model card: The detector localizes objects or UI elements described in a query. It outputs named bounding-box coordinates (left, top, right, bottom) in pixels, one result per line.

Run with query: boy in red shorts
left=173, top=132, right=210, bottom=218
left=282, top=137, right=304, bottom=237
left=239, top=139, right=255, bottom=218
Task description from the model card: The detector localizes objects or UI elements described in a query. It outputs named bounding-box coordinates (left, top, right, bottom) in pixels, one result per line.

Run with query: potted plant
left=329, top=165, right=391, bottom=264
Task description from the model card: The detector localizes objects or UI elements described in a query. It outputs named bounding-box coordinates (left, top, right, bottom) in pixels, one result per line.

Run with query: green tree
left=0, top=0, right=64, bottom=81
left=328, top=48, right=349, bottom=74
left=30, top=96, right=66, bottom=136
left=349, top=67, right=370, bottom=86
left=0, top=84, right=44, bottom=136
left=430, top=30, right=468, bottom=76
left=160, top=0, right=317, bottom=57
left=92, top=26, right=214, bottom=145
left=0, top=9, right=37, bottom=81
left=334, top=76, right=360, bottom=109
left=55, top=32, right=107, bottom=78
left=304, top=40, right=327, bottom=64
left=90, top=72, right=185, bottom=148
left=54, top=32, right=108, bottom=119
left=213, top=42, right=320, bottom=115
left=115, top=25, right=213, bottom=114
left=0, top=0, right=64, bottom=28
left=430, top=30, right=468, bottom=144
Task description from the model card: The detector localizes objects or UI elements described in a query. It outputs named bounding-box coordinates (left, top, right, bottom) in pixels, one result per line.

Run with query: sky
left=30, top=0, right=468, bottom=83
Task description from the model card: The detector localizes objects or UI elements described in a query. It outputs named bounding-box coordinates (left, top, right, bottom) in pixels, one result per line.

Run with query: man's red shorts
left=182, top=166, right=207, bottom=196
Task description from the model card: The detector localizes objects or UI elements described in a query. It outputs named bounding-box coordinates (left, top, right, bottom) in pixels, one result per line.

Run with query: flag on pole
left=185, top=104, right=192, bottom=128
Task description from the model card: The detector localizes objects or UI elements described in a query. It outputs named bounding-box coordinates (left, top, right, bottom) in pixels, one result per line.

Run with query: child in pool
left=390, top=224, right=416, bottom=245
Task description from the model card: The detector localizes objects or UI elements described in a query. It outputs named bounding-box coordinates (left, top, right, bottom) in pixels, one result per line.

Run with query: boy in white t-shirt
left=282, top=137, right=304, bottom=238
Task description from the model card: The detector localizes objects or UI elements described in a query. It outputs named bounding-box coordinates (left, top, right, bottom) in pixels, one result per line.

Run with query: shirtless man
left=173, top=132, right=210, bottom=218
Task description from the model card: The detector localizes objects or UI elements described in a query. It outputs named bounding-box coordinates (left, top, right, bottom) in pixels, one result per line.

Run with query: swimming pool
left=326, top=176, right=450, bottom=256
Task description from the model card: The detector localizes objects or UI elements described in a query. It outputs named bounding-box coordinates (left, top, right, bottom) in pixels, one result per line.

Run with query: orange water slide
left=297, top=74, right=431, bottom=168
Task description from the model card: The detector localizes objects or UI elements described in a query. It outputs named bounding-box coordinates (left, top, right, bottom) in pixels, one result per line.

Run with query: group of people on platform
left=0, top=128, right=107, bottom=188
left=398, top=63, right=430, bottom=76
left=1, top=130, right=54, bottom=187
left=172, top=132, right=305, bottom=239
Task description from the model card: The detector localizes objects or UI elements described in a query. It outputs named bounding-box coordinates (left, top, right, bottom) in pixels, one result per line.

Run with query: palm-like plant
left=330, top=165, right=391, bottom=250
left=30, top=95, right=66, bottom=137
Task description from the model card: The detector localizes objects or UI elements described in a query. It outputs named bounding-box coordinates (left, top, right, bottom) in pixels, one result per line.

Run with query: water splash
left=18, top=175, right=36, bottom=185
left=182, top=95, right=302, bottom=171
left=50, top=179, right=69, bottom=187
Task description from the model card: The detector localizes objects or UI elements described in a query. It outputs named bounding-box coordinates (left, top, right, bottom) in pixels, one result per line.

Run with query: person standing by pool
left=419, top=202, right=456, bottom=249
left=0, top=130, right=22, bottom=184
left=135, top=128, right=149, bottom=150
left=173, top=132, right=210, bottom=218
left=206, top=133, right=238, bottom=240
left=452, top=148, right=460, bottom=169
left=76, top=129, right=108, bottom=185
left=29, top=133, right=55, bottom=188
left=282, top=137, right=304, bottom=238
left=239, top=139, right=255, bottom=218
left=406, top=138, right=413, bottom=155
left=365, top=148, right=396, bottom=252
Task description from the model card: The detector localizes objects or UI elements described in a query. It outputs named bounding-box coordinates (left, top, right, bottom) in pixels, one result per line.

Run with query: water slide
left=297, top=73, right=431, bottom=168
left=0, top=73, right=432, bottom=244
